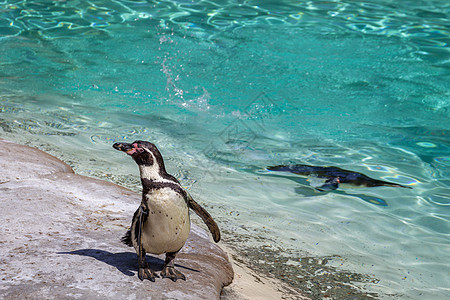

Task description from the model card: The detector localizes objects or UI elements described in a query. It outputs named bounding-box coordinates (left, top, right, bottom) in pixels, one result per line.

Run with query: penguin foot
left=138, top=267, right=159, bottom=282
left=161, top=266, right=186, bottom=282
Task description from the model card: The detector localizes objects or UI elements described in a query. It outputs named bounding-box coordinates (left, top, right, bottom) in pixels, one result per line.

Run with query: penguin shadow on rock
left=57, top=249, right=199, bottom=278
left=252, top=164, right=413, bottom=207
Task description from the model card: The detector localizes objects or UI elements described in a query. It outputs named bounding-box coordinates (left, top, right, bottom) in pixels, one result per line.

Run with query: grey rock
left=0, top=139, right=234, bottom=299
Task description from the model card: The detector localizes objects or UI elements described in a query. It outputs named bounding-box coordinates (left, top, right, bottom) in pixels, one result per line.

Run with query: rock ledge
left=0, top=139, right=233, bottom=299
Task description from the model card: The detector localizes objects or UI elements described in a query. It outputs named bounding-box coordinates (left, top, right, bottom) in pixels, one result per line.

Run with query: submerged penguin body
left=267, top=164, right=411, bottom=191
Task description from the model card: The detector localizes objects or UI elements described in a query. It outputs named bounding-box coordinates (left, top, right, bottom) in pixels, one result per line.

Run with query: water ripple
left=1, top=0, right=448, bottom=64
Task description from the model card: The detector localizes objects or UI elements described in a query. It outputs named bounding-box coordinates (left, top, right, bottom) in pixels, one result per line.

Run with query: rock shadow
left=58, top=249, right=199, bottom=277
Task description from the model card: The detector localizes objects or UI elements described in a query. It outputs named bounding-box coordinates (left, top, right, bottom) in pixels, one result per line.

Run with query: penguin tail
left=121, top=230, right=133, bottom=247
left=384, top=183, right=413, bottom=189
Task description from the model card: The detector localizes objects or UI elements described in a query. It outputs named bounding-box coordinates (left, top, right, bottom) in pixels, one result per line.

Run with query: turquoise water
left=1, top=0, right=449, bottom=298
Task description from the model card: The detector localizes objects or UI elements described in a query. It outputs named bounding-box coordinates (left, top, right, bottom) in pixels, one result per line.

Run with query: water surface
left=1, top=0, right=449, bottom=299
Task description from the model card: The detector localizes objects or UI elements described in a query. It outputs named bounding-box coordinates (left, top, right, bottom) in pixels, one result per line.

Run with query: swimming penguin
left=113, top=140, right=220, bottom=282
left=267, top=164, right=412, bottom=191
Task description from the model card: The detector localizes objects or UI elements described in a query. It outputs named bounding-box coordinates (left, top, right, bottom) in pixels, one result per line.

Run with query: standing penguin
left=113, top=140, right=220, bottom=282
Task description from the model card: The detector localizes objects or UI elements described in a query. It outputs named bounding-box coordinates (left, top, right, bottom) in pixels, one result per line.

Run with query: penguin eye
left=141, top=147, right=151, bottom=154
left=139, top=148, right=154, bottom=166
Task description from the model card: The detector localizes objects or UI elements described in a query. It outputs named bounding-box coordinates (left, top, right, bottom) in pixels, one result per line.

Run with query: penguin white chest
left=142, top=188, right=190, bottom=254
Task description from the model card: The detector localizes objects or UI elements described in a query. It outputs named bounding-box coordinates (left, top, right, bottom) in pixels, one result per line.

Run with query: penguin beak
left=113, top=142, right=137, bottom=155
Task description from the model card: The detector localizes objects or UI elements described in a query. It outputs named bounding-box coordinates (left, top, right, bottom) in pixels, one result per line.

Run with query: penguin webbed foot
left=138, top=266, right=159, bottom=282
left=137, top=252, right=159, bottom=282
left=161, top=251, right=186, bottom=282
left=161, top=265, right=186, bottom=282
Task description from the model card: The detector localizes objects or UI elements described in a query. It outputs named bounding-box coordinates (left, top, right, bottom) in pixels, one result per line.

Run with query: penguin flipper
left=121, top=206, right=141, bottom=247
left=315, top=178, right=340, bottom=192
left=186, top=193, right=221, bottom=243
left=136, top=205, right=158, bottom=281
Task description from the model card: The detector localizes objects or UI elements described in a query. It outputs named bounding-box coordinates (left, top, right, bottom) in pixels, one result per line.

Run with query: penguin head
left=113, top=140, right=165, bottom=170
